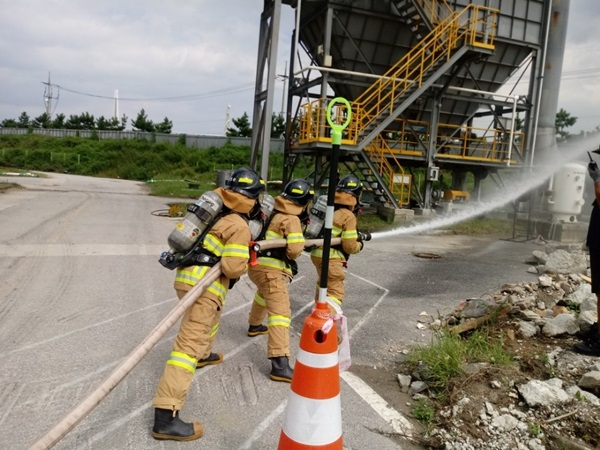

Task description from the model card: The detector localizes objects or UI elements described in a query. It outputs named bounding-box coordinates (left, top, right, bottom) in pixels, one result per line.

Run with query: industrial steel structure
left=251, top=0, right=567, bottom=213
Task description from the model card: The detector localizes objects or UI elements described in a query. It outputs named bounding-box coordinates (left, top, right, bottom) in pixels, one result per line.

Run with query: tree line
left=1, top=106, right=582, bottom=142
left=1, top=108, right=287, bottom=139
left=0, top=109, right=173, bottom=133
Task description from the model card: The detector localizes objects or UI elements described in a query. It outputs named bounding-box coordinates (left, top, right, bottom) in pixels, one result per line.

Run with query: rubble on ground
left=398, top=242, right=600, bottom=450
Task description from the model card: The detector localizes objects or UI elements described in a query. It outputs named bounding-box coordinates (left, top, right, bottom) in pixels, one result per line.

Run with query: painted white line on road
left=2, top=298, right=176, bottom=356
left=56, top=271, right=414, bottom=448
left=346, top=272, right=389, bottom=338
left=238, top=400, right=288, bottom=450
left=75, top=402, right=152, bottom=450
left=0, top=244, right=167, bottom=257
left=71, top=277, right=309, bottom=445
left=4, top=272, right=274, bottom=357
left=341, top=370, right=413, bottom=438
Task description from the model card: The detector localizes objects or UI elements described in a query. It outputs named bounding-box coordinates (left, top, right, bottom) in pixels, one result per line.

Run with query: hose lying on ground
left=28, top=238, right=340, bottom=450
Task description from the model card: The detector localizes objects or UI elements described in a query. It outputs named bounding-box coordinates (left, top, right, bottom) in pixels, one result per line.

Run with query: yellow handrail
left=295, top=3, right=504, bottom=200
left=353, top=5, right=497, bottom=136
left=414, top=0, right=453, bottom=24
left=298, top=5, right=498, bottom=147
left=366, top=136, right=411, bottom=206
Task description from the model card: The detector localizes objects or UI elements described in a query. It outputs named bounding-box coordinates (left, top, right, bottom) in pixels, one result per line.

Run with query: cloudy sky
left=1, top=0, right=599, bottom=136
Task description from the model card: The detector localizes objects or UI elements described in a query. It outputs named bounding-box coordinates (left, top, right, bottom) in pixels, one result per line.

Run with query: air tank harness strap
left=249, top=241, right=260, bottom=267
left=249, top=245, right=298, bottom=276
left=257, top=247, right=287, bottom=261
left=178, top=248, right=221, bottom=268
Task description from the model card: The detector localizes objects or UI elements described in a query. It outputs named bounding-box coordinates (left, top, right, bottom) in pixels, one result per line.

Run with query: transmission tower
left=42, top=72, right=59, bottom=118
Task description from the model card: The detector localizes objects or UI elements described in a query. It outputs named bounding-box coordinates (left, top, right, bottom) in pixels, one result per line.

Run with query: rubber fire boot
left=576, top=322, right=600, bottom=345
left=151, top=408, right=203, bottom=441
left=196, top=352, right=223, bottom=368
left=248, top=324, right=269, bottom=337
left=269, top=356, right=293, bottom=383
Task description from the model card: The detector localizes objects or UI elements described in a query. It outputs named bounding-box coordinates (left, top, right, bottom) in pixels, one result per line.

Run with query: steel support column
left=251, top=0, right=282, bottom=180
left=424, top=91, right=442, bottom=210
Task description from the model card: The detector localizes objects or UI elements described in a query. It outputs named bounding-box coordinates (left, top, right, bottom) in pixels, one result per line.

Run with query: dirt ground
left=352, top=324, right=600, bottom=450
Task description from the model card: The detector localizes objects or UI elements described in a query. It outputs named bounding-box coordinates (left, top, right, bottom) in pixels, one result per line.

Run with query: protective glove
left=358, top=231, right=372, bottom=242
left=589, top=161, right=600, bottom=184
left=288, top=259, right=299, bottom=277
left=228, top=278, right=240, bottom=289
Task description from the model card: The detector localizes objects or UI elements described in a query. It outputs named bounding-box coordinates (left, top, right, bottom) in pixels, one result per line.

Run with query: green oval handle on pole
left=326, top=97, right=352, bottom=146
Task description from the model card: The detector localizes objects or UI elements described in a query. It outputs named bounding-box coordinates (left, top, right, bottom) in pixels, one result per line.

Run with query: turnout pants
left=152, top=289, right=222, bottom=411
left=248, top=266, right=292, bottom=358
left=311, top=255, right=346, bottom=315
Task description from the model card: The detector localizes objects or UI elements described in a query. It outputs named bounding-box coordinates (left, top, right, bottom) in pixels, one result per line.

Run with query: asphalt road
left=0, top=173, right=541, bottom=450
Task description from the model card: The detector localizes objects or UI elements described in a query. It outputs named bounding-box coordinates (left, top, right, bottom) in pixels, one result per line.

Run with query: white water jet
left=373, top=135, right=600, bottom=240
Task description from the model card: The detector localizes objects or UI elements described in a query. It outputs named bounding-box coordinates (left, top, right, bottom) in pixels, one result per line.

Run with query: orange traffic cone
left=278, top=302, right=342, bottom=449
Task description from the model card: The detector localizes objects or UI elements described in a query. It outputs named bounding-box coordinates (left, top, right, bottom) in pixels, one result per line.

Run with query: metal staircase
left=392, top=0, right=453, bottom=42
left=297, top=3, right=498, bottom=207
left=342, top=133, right=413, bottom=209
left=351, top=4, right=497, bottom=151
left=348, top=151, right=396, bottom=207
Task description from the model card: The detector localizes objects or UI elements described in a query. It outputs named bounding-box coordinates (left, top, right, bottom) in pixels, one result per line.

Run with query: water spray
left=372, top=135, right=600, bottom=240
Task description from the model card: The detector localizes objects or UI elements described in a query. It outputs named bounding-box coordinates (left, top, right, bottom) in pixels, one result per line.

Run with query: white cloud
left=0, top=1, right=598, bottom=136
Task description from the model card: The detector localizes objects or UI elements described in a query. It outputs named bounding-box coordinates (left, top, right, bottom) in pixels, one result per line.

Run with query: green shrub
left=406, top=327, right=514, bottom=392
left=411, top=397, right=436, bottom=425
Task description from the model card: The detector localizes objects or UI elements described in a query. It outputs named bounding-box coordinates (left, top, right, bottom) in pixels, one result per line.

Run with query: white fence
left=0, top=128, right=285, bottom=152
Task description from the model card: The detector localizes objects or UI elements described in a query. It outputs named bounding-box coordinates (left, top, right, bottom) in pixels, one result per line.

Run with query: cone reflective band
left=278, top=302, right=342, bottom=449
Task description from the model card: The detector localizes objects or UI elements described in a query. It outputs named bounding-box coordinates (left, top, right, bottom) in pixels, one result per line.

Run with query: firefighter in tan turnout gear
left=247, top=179, right=314, bottom=382
left=310, top=174, right=370, bottom=314
left=151, top=167, right=265, bottom=442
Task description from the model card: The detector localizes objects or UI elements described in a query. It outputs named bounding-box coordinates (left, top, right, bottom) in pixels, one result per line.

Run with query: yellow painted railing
left=379, top=121, right=525, bottom=163
left=298, top=4, right=498, bottom=146
left=435, top=123, right=525, bottom=163
left=297, top=100, right=356, bottom=146
left=352, top=4, right=497, bottom=136
left=294, top=2, right=505, bottom=198
left=414, top=0, right=453, bottom=25
left=366, top=136, right=412, bottom=206
left=296, top=109, right=525, bottom=165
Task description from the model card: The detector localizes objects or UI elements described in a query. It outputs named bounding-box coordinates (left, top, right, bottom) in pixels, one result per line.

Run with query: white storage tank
left=548, top=162, right=586, bottom=222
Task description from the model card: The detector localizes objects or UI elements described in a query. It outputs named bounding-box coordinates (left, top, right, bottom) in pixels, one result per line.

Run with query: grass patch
left=440, top=217, right=512, bottom=236
left=411, top=397, right=436, bottom=425
left=146, top=174, right=216, bottom=198
left=406, top=328, right=514, bottom=392
left=356, top=213, right=394, bottom=233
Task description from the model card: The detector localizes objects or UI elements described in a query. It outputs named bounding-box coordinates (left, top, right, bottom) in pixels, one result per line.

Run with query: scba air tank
left=249, top=194, right=275, bottom=240
left=167, top=191, right=224, bottom=253
left=304, top=195, right=327, bottom=239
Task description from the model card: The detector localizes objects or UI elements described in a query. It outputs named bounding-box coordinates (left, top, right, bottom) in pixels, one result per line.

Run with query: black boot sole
left=196, top=353, right=223, bottom=368
left=270, top=373, right=293, bottom=383
left=152, top=430, right=203, bottom=441
left=247, top=330, right=269, bottom=337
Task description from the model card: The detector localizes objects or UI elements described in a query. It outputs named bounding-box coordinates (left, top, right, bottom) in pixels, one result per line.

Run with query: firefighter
left=151, top=167, right=265, bottom=442
left=247, top=179, right=314, bottom=382
left=310, top=174, right=369, bottom=315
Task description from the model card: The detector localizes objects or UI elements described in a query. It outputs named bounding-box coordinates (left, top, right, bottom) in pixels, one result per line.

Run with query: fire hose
left=28, top=237, right=341, bottom=450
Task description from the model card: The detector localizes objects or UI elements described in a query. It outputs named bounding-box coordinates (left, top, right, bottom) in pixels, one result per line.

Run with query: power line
left=502, top=66, right=600, bottom=87
left=47, top=82, right=255, bottom=103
